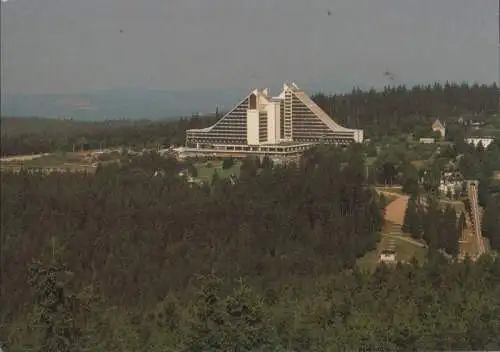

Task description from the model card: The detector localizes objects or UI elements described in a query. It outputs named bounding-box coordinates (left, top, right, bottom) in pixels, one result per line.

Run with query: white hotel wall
left=246, top=109, right=260, bottom=145
left=266, top=101, right=281, bottom=144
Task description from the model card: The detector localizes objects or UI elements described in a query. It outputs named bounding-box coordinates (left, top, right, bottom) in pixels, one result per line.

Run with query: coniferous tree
left=261, top=156, right=273, bottom=170
left=211, top=169, right=220, bottom=186
left=28, top=258, right=83, bottom=352
left=422, top=197, right=441, bottom=248
left=222, top=157, right=235, bottom=170
left=403, top=195, right=423, bottom=239
left=3, top=142, right=500, bottom=350
left=458, top=211, right=467, bottom=238
left=442, top=205, right=459, bottom=257
left=483, top=197, right=500, bottom=251
left=189, top=163, right=199, bottom=177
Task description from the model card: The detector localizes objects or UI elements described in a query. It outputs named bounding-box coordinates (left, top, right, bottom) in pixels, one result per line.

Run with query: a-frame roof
left=432, top=118, right=445, bottom=129
left=284, top=83, right=353, bottom=132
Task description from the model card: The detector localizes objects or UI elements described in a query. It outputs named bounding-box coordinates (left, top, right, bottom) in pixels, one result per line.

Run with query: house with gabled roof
left=432, top=118, right=446, bottom=139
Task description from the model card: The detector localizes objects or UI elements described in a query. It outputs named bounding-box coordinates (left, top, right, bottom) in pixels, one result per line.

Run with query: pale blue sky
left=1, top=0, right=498, bottom=94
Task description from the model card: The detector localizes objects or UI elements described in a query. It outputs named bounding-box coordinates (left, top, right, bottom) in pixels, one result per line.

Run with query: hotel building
left=175, top=82, right=363, bottom=159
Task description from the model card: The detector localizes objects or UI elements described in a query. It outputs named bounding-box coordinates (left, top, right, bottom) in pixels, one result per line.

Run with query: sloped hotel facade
left=174, top=82, right=363, bottom=160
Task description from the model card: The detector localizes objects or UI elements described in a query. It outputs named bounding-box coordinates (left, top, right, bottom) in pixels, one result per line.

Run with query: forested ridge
left=0, top=118, right=198, bottom=157
left=2, top=148, right=384, bottom=349
left=1, top=82, right=498, bottom=157
left=9, top=255, right=500, bottom=351
left=1, top=82, right=500, bottom=350
left=1, top=150, right=381, bottom=306
left=1, top=147, right=500, bottom=350
left=313, top=82, right=498, bottom=137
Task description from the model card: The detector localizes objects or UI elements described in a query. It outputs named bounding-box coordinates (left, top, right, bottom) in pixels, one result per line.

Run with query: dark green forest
left=313, top=82, right=498, bottom=137
left=403, top=195, right=461, bottom=257
left=0, top=117, right=202, bottom=157
left=1, top=147, right=500, bottom=350
left=397, top=138, right=500, bottom=252
left=1, top=82, right=498, bottom=157
left=1, top=82, right=500, bottom=350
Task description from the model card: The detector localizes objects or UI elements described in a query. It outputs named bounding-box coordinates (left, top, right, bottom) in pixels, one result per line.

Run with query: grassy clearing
left=381, top=193, right=398, bottom=204
left=195, top=161, right=241, bottom=180
left=20, top=153, right=84, bottom=167
left=365, top=157, right=377, bottom=166
left=438, top=198, right=466, bottom=214
left=460, top=228, right=480, bottom=257
left=357, top=222, right=427, bottom=271
left=0, top=152, right=99, bottom=173
left=411, top=159, right=428, bottom=170
left=391, top=235, right=427, bottom=262
left=357, top=234, right=428, bottom=271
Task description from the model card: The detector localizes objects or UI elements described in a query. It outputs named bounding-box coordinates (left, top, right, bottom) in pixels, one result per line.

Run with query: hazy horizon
left=1, top=0, right=498, bottom=96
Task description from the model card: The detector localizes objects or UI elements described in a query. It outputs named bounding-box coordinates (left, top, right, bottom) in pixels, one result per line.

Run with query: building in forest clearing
left=465, top=134, right=495, bottom=149
left=432, top=118, right=446, bottom=139
left=174, top=82, right=363, bottom=159
left=439, top=172, right=466, bottom=199
left=380, top=250, right=396, bottom=263
left=419, top=138, right=435, bottom=144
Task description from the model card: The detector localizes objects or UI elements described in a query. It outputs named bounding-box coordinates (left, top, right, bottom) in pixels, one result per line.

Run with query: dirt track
left=382, top=192, right=409, bottom=226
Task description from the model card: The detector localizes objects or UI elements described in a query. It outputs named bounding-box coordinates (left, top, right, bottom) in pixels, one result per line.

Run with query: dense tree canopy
left=313, top=82, right=497, bottom=138
left=1, top=147, right=499, bottom=350
left=0, top=115, right=218, bottom=157
left=2, top=82, right=497, bottom=157
left=1, top=148, right=382, bottom=321
left=1, top=82, right=500, bottom=350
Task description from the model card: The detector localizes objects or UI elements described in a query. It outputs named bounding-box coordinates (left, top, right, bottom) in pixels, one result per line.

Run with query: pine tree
left=189, top=163, right=199, bottom=178
left=403, top=195, right=422, bottom=239
left=211, top=169, right=220, bottom=187
left=401, top=164, right=419, bottom=197
left=483, top=197, right=500, bottom=251
left=28, top=258, right=83, bottom=352
left=261, top=156, right=273, bottom=170
left=458, top=211, right=467, bottom=238
left=422, top=197, right=440, bottom=248
left=222, top=157, right=235, bottom=170
left=442, top=205, right=459, bottom=257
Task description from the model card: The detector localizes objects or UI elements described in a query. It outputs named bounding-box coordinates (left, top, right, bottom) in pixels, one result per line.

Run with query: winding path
left=377, top=189, right=409, bottom=226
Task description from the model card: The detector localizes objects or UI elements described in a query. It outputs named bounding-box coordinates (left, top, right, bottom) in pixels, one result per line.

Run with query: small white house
left=438, top=172, right=465, bottom=198
left=465, top=137, right=494, bottom=149
left=432, top=119, right=446, bottom=139
left=419, top=138, right=435, bottom=144
left=379, top=250, right=396, bottom=263
left=470, top=121, right=485, bottom=130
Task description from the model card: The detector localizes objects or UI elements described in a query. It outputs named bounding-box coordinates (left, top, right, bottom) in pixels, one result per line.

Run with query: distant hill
left=0, top=116, right=144, bottom=137
left=1, top=88, right=248, bottom=121
left=0, top=80, right=366, bottom=121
